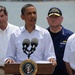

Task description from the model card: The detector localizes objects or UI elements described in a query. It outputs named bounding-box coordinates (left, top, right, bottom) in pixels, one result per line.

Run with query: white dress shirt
left=63, top=33, right=75, bottom=70
left=0, top=23, right=19, bottom=66
left=5, top=25, right=56, bottom=63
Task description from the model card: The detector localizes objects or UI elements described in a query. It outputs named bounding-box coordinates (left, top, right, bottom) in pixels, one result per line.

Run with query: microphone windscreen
left=31, top=38, right=38, bottom=47
left=22, top=39, right=30, bottom=47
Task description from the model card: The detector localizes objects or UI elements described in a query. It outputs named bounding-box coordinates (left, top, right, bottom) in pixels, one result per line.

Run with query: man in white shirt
left=5, top=4, right=57, bottom=73
left=63, top=33, right=75, bottom=75
left=0, top=5, right=19, bottom=75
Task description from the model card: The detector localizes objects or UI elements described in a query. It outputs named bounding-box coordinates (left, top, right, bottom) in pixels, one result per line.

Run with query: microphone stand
left=23, top=46, right=36, bottom=59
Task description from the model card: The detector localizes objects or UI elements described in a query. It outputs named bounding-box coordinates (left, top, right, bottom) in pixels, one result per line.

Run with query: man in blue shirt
left=46, top=7, right=73, bottom=75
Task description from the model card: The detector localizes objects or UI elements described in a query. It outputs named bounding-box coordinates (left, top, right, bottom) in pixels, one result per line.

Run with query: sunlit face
left=21, top=6, right=37, bottom=27
left=47, top=15, right=63, bottom=28
left=0, top=11, right=8, bottom=30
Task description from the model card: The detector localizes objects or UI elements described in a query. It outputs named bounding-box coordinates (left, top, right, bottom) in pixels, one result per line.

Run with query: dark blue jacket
left=47, top=26, right=73, bottom=75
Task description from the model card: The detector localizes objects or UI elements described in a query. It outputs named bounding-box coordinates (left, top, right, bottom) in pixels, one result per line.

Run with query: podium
left=4, top=62, right=54, bottom=75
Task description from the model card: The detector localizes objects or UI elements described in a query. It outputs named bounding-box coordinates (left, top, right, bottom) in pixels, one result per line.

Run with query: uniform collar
left=47, top=25, right=65, bottom=36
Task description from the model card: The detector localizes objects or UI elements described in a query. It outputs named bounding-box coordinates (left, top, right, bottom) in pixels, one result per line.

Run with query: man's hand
left=5, top=59, right=15, bottom=64
left=49, top=58, right=57, bottom=67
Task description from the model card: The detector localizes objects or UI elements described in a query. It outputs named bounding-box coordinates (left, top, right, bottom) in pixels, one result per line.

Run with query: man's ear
left=6, top=13, right=8, bottom=16
left=21, top=15, right=24, bottom=20
left=46, top=16, right=48, bottom=20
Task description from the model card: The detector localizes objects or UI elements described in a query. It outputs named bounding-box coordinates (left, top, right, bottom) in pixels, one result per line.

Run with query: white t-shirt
left=0, top=23, right=19, bottom=66
left=63, top=33, right=75, bottom=70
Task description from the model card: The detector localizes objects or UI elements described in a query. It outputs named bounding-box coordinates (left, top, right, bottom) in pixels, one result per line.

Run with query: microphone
left=29, top=38, right=38, bottom=56
left=22, top=39, right=30, bottom=52
left=22, top=38, right=38, bottom=59
left=22, top=39, right=30, bottom=47
left=31, top=38, right=38, bottom=48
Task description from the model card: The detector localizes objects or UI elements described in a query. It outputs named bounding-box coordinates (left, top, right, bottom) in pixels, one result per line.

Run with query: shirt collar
left=47, top=25, right=65, bottom=36
left=61, top=26, right=65, bottom=36
left=20, top=25, right=40, bottom=33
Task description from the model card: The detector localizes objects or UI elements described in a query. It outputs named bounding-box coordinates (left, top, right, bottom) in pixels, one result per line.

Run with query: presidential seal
left=19, top=59, right=38, bottom=75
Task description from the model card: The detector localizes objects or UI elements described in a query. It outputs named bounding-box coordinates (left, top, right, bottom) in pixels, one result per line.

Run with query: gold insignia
left=19, top=59, right=38, bottom=75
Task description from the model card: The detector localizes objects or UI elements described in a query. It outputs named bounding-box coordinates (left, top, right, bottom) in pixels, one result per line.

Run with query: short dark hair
left=0, top=5, right=8, bottom=15
left=21, top=4, right=35, bottom=15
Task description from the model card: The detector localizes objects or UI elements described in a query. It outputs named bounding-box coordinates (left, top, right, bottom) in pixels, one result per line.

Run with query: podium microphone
left=29, top=38, right=38, bottom=56
left=22, top=39, right=30, bottom=48
left=31, top=38, right=38, bottom=48
left=22, top=38, right=38, bottom=59
left=22, top=39, right=30, bottom=52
